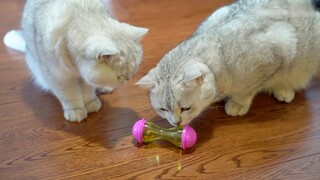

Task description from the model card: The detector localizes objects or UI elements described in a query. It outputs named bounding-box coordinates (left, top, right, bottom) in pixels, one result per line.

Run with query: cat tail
left=3, top=30, right=26, bottom=53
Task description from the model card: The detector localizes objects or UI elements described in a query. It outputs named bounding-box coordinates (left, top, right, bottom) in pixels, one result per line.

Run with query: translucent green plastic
left=142, top=121, right=184, bottom=148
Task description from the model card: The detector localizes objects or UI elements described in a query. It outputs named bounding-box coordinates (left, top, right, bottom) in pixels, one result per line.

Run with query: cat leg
left=50, top=81, right=88, bottom=122
left=272, top=87, right=295, bottom=103
left=81, top=81, right=102, bottom=113
left=225, top=94, right=255, bottom=116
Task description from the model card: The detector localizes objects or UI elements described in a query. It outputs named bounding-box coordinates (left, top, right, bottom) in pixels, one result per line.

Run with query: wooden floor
left=1, top=0, right=320, bottom=179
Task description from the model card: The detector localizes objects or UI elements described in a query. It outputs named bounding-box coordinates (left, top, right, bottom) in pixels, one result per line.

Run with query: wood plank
left=1, top=0, right=320, bottom=179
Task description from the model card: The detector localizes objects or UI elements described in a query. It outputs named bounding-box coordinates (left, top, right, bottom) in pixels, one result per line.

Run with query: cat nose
left=174, top=120, right=182, bottom=126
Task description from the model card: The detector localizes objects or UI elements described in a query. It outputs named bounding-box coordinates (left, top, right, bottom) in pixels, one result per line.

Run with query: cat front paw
left=64, top=108, right=88, bottom=122
left=85, top=97, right=102, bottom=113
left=225, top=100, right=250, bottom=116
left=273, top=89, right=295, bottom=103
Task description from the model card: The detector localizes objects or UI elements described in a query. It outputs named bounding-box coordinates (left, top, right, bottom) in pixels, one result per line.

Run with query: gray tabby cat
left=137, top=0, right=320, bottom=126
left=21, top=0, right=148, bottom=122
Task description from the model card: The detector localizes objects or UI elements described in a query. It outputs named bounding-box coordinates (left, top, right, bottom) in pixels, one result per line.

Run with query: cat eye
left=160, top=108, right=168, bottom=112
left=181, top=106, right=191, bottom=112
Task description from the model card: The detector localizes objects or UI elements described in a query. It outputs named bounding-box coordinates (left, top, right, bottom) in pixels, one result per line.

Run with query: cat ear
left=56, top=37, right=77, bottom=72
left=108, top=18, right=148, bottom=42
left=96, top=47, right=119, bottom=61
left=180, top=63, right=211, bottom=89
left=135, top=69, right=156, bottom=89
left=130, top=26, right=149, bottom=42
left=181, top=70, right=205, bottom=89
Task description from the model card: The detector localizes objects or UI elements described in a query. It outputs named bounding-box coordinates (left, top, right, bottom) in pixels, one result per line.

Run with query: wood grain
left=1, top=0, right=320, bottom=179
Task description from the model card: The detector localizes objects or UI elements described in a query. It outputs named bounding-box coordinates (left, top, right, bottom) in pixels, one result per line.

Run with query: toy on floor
left=132, top=118, right=197, bottom=150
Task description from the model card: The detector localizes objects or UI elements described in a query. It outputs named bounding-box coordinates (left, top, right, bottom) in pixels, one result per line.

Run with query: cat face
left=137, top=62, right=216, bottom=126
left=73, top=19, right=148, bottom=88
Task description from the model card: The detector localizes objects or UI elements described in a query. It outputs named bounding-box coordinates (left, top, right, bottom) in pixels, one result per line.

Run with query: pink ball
left=132, top=118, right=197, bottom=150
left=181, top=124, right=197, bottom=150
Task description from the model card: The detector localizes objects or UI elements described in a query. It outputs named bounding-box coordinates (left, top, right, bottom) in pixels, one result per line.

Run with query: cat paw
left=273, top=89, right=295, bottom=103
left=225, top=100, right=250, bottom=116
left=64, top=108, right=88, bottom=122
left=85, top=97, right=102, bottom=113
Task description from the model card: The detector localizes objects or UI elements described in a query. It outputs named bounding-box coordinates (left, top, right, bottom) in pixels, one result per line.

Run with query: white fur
left=137, top=0, right=320, bottom=126
left=17, top=0, right=148, bottom=122
left=3, top=30, right=26, bottom=52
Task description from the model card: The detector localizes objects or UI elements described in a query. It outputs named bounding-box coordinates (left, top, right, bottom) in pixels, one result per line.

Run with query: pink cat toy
left=132, top=118, right=197, bottom=150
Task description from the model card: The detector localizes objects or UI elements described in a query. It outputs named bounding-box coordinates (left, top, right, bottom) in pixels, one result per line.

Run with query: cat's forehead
left=158, top=84, right=192, bottom=111
left=115, top=39, right=140, bottom=56
left=155, top=64, right=185, bottom=84
left=162, top=87, right=175, bottom=110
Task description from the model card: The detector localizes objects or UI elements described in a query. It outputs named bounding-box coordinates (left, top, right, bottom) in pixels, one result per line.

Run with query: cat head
left=66, top=18, right=148, bottom=88
left=136, top=61, right=216, bottom=126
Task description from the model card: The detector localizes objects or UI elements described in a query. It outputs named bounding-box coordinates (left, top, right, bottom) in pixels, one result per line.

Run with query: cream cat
left=6, top=0, right=148, bottom=122
left=137, top=0, right=320, bottom=126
